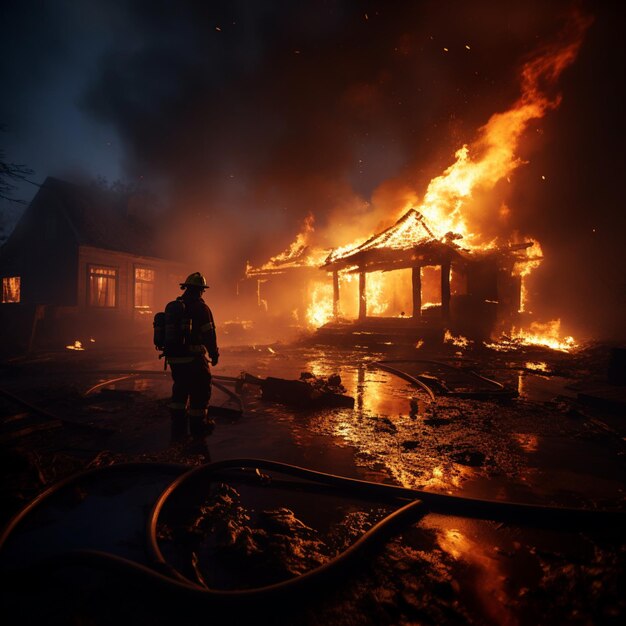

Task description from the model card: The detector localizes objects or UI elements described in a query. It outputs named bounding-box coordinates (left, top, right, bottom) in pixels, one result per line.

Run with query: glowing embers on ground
left=486, top=319, right=578, bottom=353
left=524, top=361, right=549, bottom=372
left=444, top=330, right=472, bottom=350
left=65, top=338, right=95, bottom=351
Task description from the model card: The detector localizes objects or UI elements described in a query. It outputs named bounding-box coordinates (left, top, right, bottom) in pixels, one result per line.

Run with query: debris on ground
left=243, top=372, right=355, bottom=408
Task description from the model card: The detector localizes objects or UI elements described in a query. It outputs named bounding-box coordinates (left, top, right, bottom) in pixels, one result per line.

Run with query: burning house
left=245, top=214, right=330, bottom=329
left=0, top=177, right=186, bottom=351
left=248, top=208, right=534, bottom=345
left=241, top=8, right=592, bottom=351
left=319, top=208, right=532, bottom=342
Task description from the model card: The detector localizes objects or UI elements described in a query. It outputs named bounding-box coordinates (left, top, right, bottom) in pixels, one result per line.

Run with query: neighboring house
left=0, top=177, right=186, bottom=350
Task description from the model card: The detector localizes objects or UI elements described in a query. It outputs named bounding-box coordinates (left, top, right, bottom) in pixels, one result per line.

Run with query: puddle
left=517, top=373, right=577, bottom=402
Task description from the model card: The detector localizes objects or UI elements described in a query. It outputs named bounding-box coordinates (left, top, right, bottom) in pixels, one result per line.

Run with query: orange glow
left=436, top=526, right=516, bottom=625
left=514, top=240, right=544, bottom=313
left=258, top=13, right=591, bottom=337
left=247, top=213, right=329, bottom=277
left=487, top=319, right=578, bottom=352
left=525, top=361, right=548, bottom=372
left=66, top=340, right=84, bottom=351
left=407, top=12, right=592, bottom=246
left=366, top=273, right=386, bottom=316
left=305, top=281, right=334, bottom=328
left=444, top=329, right=471, bottom=349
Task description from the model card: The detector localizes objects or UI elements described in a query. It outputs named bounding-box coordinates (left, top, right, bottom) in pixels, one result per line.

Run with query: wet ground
left=0, top=340, right=624, bottom=625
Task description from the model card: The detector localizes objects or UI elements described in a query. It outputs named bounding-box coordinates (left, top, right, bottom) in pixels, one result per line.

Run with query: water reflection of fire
left=436, top=525, right=516, bottom=626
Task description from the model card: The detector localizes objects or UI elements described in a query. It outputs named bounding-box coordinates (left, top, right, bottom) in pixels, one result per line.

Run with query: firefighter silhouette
left=162, top=272, right=219, bottom=440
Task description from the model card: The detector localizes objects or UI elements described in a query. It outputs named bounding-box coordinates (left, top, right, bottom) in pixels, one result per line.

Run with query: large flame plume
left=409, top=10, right=593, bottom=245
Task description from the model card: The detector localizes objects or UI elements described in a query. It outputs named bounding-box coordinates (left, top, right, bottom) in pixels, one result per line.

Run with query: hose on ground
left=0, top=386, right=114, bottom=433
left=372, top=359, right=517, bottom=399
left=81, top=372, right=244, bottom=413
left=0, top=460, right=424, bottom=603
left=1, top=458, right=624, bottom=604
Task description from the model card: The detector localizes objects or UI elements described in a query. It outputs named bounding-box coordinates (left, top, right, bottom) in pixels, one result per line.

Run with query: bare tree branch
left=1, top=126, right=34, bottom=204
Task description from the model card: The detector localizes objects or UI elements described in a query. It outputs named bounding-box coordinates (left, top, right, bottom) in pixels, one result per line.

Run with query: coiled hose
left=1, top=459, right=624, bottom=605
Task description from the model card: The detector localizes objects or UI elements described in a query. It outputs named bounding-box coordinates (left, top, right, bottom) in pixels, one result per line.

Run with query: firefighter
left=167, top=272, right=219, bottom=440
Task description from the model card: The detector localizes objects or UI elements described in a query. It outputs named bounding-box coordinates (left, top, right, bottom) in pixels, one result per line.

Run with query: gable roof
left=246, top=243, right=329, bottom=277
left=322, top=209, right=459, bottom=271
left=32, top=177, right=164, bottom=259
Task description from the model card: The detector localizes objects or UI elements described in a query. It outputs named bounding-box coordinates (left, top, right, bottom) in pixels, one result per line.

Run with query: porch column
left=412, top=266, right=422, bottom=319
left=332, top=270, right=340, bottom=319
left=441, top=259, right=451, bottom=321
left=358, top=270, right=367, bottom=320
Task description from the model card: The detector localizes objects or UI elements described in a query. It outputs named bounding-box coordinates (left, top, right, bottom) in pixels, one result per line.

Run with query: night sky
left=1, top=0, right=624, bottom=338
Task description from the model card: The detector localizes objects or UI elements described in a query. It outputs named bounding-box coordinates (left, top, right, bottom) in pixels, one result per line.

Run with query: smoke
left=79, top=0, right=625, bottom=338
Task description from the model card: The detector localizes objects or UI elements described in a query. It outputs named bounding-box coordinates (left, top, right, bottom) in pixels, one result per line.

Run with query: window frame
left=87, top=264, right=119, bottom=308
left=133, top=264, right=156, bottom=315
left=1, top=276, right=21, bottom=304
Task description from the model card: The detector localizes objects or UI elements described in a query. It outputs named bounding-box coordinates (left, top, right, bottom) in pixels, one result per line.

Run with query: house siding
left=77, top=245, right=185, bottom=318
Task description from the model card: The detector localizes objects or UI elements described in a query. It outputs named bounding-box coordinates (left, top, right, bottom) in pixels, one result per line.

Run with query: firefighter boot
left=169, top=407, right=187, bottom=441
left=188, top=408, right=214, bottom=439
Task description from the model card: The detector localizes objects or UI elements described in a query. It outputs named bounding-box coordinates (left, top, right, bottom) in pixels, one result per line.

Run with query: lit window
left=88, top=266, right=117, bottom=307
left=134, top=267, right=155, bottom=315
left=2, top=276, right=20, bottom=303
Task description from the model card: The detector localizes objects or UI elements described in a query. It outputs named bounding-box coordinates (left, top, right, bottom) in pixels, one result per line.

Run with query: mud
left=0, top=340, right=624, bottom=625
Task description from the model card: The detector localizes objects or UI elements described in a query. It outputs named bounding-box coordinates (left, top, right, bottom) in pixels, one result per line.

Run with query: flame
left=514, top=240, right=544, bottom=313
left=487, top=319, right=578, bottom=352
left=409, top=11, right=593, bottom=245
left=525, top=361, right=548, bottom=372
left=66, top=340, right=84, bottom=351
left=269, top=13, right=592, bottom=335
left=306, top=281, right=334, bottom=328
left=314, top=13, right=591, bottom=328
left=513, top=319, right=577, bottom=351
left=444, top=330, right=472, bottom=349
left=267, top=212, right=314, bottom=266
left=366, top=273, right=387, bottom=316
left=247, top=213, right=329, bottom=276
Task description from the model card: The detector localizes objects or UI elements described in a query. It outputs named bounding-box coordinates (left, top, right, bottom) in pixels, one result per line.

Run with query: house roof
left=322, top=209, right=461, bottom=272
left=321, top=208, right=534, bottom=273
left=245, top=224, right=331, bottom=278
left=34, top=177, right=167, bottom=259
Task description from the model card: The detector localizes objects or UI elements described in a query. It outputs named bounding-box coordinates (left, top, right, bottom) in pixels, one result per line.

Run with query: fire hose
left=371, top=359, right=518, bottom=400
left=81, top=371, right=244, bottom=413
left=1, top=459, right=624, bottom=605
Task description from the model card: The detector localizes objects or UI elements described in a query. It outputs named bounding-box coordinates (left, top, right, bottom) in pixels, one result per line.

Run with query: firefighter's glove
left=211, top=355, right=219, bottom=366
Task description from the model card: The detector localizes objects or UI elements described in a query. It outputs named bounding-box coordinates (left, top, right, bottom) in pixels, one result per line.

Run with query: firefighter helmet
left=180, top=272, right=208, bottom=289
